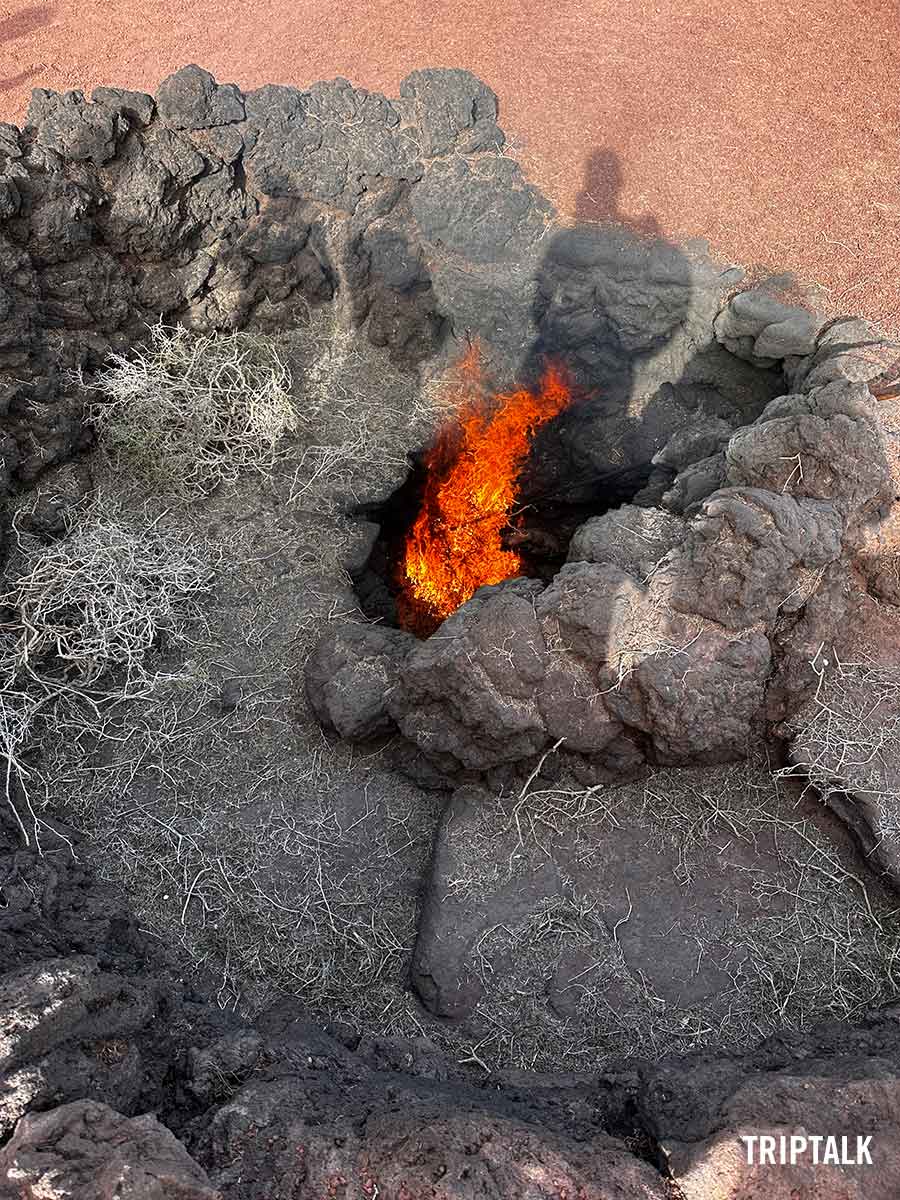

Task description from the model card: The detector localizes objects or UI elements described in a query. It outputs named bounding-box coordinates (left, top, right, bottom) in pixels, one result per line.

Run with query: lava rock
left=200, top=1072, right=668, bottom=1200
left=186, top=1030, right=265, bottom=1102
left=412, top=154, right=552, bottom=265
left=605, top=624, right=772, bottom=763
left=670, top=487, right=844, bottom=630
left=400, top=67, right=501, bottom=157
left=388, top=579, right=550, bottom=774
left=91, top=86, right=156, bottom=127
left=0, top=1101, right=219, bottom=1200
left=0, top=955, right=158, bottom=1137
left=660, top=452, right=727, bottom=515
left=725, top=380, right=892, bottom=521
left=155, top=64, right=246, bottom=130
left=643, top=1051, right=900, bottom=1199
left=244, top=77, right=419, bottom=208
left=536, top=561, right=650, bottom=665
left=567, top=504, right=685, bottom=578
left=28, top=90, right=125, bottom=165
left=652, top=416, right=734, bottom=472
left=714, top=277, right=824, bottom=363
left=789, top=316, right=900, bottom=392
left=524, top=224, right=702, bottom=399
left=305, top=622, right=416, bottom=739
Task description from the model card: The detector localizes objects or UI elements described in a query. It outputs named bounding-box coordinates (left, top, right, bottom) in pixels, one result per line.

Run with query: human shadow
left=507, top=147, right=705, bottom=570
left=574, top=146, right=663, bottom=236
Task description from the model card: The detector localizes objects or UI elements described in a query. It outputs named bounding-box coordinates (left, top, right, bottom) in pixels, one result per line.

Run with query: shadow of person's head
left=514, top=147, right=704, bottom=529
left=574, top=147, right=662, bottom=238
left=523, top=148, right=693, bottom=406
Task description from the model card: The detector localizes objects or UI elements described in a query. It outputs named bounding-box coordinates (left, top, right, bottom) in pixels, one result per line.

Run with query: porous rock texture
left=368, top=331, right=897, bottom=784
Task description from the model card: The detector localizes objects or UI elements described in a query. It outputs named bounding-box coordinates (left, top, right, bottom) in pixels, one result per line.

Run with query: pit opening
left=353, top=438, right=656, bottom=634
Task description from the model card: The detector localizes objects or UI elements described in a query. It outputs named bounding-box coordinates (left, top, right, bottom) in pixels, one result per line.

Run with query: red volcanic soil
left=2, top=0, right=899, bottom=332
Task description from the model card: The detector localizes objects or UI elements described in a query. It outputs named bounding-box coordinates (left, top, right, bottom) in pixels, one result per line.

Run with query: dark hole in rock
left=351, top=416, right=657, bottom=635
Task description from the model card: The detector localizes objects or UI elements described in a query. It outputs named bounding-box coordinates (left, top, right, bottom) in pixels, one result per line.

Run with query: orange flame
left=397, top=346, right=575, bottom=635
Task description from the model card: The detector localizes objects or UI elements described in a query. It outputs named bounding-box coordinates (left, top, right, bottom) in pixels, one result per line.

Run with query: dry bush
left=779, top=656, right=900, bottom=812
left=80, top=323, right=298, bottom=498
left=0, top=496, right=218, bottom=843
left=280, top=311, right=460, bottom=513
left=2, top=497, right=216, bottom=691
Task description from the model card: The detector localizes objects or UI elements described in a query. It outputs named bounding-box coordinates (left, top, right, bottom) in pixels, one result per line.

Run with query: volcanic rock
left=670, top=488, right=844, bottom=630
left=388, top=578, right=550, bottom=775
left=725, top=379, right=892, bottom=521
left=714, top=276, right=824, bottom=363
left=156, top=64, right=245, bottom=130
left=651, top=415, right=734, bottom=472
left=28, top=89, right=126, bottom=165
left=399, top=67, right=502, bottom=157
left=660, top=452, right=727, bottom=514
left=304, top=622, right=416, bottom=740
left=0, top=1101, right=219, bottom=1200
left=789, top=316, right=900, bottom=392
left=643, top=1045, right=900, bottom=1199
left=201, top=1075, right=668, bottom=1200
left=566, top=504, right=685, bottom=579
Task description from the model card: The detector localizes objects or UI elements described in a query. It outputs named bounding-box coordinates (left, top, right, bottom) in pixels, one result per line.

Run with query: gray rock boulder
left=671, top=487, right=844, bottom=630
left=399, top=68, right=502, bottom=157
left=304, top=622, right=416, bottom=740
left=27, top=90, right=125, bottom=165
left=0, top=1101, right=218, bottom=1200
left=714, top=277, right=823, bottom=363
left=661, top=452, right=727, bottom=514
left=788, top=316, right=900, bottom=392
left=389, top=579, right=550, bottom=774
left=652, top=416, right=734, bottom=471
left=725, top=380, right=892, bottom=521
left=155, top=64, right=245, bottom=130
left=536, top=561, right=650, bottom=665
left=567, top=504, right=685, bottom=578
left=605, top=625, right=772, bottom=763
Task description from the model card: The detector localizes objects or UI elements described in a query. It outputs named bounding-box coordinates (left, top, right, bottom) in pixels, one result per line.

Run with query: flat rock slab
left=411, top=761, right=900, bottom=1070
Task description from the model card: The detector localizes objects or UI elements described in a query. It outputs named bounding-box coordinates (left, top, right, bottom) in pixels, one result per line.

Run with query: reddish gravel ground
left=2, top=0, right=899, bottom=332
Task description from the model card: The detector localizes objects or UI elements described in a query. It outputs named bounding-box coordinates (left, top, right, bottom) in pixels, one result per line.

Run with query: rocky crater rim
left=2, top=62, right=900, bottom=1200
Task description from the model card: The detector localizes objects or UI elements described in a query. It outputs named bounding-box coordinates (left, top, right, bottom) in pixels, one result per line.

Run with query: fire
left=397, top=346, right=575, bottom=635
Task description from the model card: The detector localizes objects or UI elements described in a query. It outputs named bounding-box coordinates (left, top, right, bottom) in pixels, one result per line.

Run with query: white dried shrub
left=82, top=323, right=298, bottom=497
left=1, top=497, right=217, bottom=690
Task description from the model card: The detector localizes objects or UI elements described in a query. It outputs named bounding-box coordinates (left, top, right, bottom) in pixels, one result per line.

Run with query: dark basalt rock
left=0, top=1101, right=221, bottom=1200
left=0, top=64, right=579, bottom=496
left=156, top=63, right=245, bottom=131
left=305, top=623, right=416, bottom=740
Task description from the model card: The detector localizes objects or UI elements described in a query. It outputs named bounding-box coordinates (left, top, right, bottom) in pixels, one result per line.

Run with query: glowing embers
left=397, top=346, right=576, bottom=635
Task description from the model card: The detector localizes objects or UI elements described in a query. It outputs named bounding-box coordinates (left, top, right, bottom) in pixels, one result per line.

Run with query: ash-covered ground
left=12, top=312, right=899, bottom=1080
